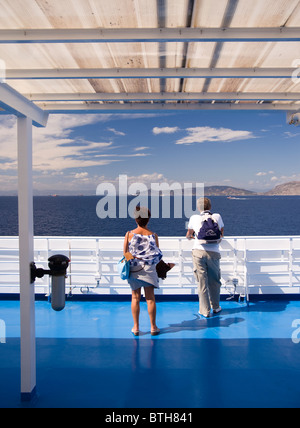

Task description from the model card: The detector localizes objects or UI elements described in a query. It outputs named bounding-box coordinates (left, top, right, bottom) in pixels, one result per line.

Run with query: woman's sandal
left=151, top=328, right=160, bottom=336
left=131, top=329, right=140, bottom=336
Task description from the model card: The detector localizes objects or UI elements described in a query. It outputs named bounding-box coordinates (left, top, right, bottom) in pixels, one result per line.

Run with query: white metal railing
left=0, top=236, right=300, bottom=297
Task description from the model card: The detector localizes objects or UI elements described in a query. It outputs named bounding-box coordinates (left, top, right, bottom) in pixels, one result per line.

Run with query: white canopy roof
left=0, top=0, right=299, bottom=118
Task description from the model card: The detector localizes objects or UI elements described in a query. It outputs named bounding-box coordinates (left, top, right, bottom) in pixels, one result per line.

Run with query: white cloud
left=0, top=113, right=164, bottom=194
left=0, top=114, right=164, bottom=177
left=284, top=131, right=300, bottom=138
left=0, top=115, right=121, bottom=174
left=75, top=172, right=89, bottom=179
left=97, top=173, right=172, bottom=191
left=175, top=126, right=256, bottom=145
left=126, top=153, right=150, bottom=157
left=256, top=172, right=268, bottom=176
left=134, top=146, right=150, bottom=151
left=0, top=173, right=17, bottom=191
left=0, top=161, right=17, bottom=171
left=0, top=116, right=18, bottom=168
left=94, top=153, right=150, bottom=159
left=107, top=127, right=126, bottom=136
left=256, top=171, right=276, bottom=177
left=153, top=126, right=180, bottom=135
left=32, top=115, right=117, bottom=172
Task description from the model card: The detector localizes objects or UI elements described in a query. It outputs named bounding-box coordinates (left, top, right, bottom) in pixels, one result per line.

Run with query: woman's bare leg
left=131, top=288, right=141, bottom=331
left=144, top=286, right=158, bottom=331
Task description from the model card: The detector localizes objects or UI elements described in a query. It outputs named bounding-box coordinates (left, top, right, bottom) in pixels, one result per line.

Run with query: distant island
left=205, top=181, right=300, bottom=196
left=205, top=186, right=255, bottom=196
left=1, top=181, right=300, bottom=197
left=263, top=181, right=300, bottom=196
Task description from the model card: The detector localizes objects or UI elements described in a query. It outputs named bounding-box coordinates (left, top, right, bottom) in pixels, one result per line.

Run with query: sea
left=0, top=195, right=300, bottom=237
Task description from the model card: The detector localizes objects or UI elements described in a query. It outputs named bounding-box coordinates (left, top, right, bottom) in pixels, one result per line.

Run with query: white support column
left=17, top=116, right=36, bottom=401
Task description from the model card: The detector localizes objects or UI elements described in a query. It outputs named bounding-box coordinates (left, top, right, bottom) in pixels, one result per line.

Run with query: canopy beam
left=0, top=27, right=300, bottom=43
left=0, top=83, right=48, bottom=127
left=40, top=102, right=300, bottom=114
left=26, top=92, right=300, bottom=102
left=5, top=67, right=297, bottom=80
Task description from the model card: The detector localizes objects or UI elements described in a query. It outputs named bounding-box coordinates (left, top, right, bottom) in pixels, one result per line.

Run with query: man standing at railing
left=186, top=197, right=224, bottom=318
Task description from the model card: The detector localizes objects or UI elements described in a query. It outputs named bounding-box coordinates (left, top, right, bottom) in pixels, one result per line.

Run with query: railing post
left=95, top=238, right=101, bottom=286
left=289, top=237, right=293, bottom=288
left=178, top=238, right=183, bottom=288
left=244, top=240, right=249, bottom=305
left=46, top=237, right=51, bottom=299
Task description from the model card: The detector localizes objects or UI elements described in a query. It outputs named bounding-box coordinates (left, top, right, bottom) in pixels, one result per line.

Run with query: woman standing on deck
left=123, top=206, right=163, bottom=336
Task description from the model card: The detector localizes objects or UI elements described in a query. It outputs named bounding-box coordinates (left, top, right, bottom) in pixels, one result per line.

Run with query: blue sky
left=0, top=109, right=299, bottom=195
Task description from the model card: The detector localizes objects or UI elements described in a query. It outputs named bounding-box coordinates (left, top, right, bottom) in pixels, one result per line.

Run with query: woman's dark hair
left=134, top=206, right=151, bottom=227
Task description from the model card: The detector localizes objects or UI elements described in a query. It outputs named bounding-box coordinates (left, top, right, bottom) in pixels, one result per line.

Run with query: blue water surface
left=0, top=195, right=299, bottom=237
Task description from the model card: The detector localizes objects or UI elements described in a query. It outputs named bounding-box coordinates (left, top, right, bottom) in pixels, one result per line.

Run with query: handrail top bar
left=1, top=235, right=300, bottom=240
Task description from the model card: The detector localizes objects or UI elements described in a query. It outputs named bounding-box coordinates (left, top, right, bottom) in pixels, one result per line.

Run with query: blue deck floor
left=0, top=298, right=300, bottom=408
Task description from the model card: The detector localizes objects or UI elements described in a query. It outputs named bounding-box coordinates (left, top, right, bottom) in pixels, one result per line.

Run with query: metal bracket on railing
left=30, top=262, right=50, bottom=284
left=30, top=255, right=70, bottom=311
left=30, top=255, right=70, bottom=283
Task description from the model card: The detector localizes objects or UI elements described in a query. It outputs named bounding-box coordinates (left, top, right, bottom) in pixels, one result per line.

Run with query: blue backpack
left=197, top=213, right=221, bottom=243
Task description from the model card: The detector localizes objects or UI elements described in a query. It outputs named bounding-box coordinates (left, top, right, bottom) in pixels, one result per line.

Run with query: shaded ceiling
left=0, top=0, right=299, bottom=115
